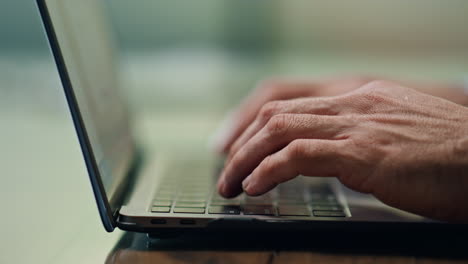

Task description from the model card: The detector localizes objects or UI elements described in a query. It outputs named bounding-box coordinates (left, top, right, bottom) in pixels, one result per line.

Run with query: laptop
left=36, top=0, right=444, bottom=236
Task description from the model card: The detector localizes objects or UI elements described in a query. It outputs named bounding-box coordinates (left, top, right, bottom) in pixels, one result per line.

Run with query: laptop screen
left=38, top=0, right=136, bottom=230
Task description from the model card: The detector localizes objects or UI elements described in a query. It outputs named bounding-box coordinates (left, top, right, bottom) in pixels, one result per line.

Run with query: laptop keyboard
left=151, top=174, right=347, bottom=218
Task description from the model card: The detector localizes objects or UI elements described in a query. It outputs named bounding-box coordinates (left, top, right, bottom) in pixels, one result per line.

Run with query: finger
left=218, top=81, right=318, bottom=154
left=227, top=96, right=341, bottom=162
left=218, top=114, right=351, bottom=198
left=218, top=96, right=264, bottom=154
left=242, top=139, right=348, bottom=196
left=227, top=100, right=291, bottom=162
left=226, top=115, right=262, bottom=162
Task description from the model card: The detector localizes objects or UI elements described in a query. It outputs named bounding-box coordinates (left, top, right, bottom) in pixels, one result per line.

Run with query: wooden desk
left=106, top=232, right=468, bottom=264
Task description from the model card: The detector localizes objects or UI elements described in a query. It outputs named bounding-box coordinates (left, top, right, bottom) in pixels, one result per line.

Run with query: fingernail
left=217, top=180, right=226, bottom=194
left=242, top=175, right=252, bottom=191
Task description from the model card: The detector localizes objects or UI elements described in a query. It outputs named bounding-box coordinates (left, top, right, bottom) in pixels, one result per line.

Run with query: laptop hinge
left=113, top=146, right=145, bottom=222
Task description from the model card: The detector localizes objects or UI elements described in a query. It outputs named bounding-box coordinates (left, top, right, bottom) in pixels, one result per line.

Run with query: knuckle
left=345, top=134, right=363, bottom=148
left=259, top=155, right=277, bottom=176
left=337, top=114, right=357, bottom=128
left=337, top=75, right=375, bottom=89
left=309, top=97, right=342, bottom=115
left=347, top=80, right=396, bottom=111
left=348, top=75, right=374, bottom=84
left=360, top=79, right=395, bottom=90
left=230, top=151, right=244, bottom=169
left=287, top=139, right=307, bottom=159
left=265, top=114, right=290, bottom=137
left=344, top=132, right=371, bottom=152
left=327, top=79, right=399, bottom=114
left=258, top=101, right=282, bottom=121
left=357, top=80, right=388, bottom=94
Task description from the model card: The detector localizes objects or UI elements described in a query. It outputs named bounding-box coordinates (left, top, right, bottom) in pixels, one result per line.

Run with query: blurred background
left=1, top=0, right=468, bottom=263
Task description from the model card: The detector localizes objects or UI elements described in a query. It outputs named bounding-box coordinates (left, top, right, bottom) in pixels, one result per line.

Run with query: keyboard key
left=211, top=195, right=241, bottom=201
left=178, top=194, right=207, bottom=199
left=173, top=207, right=205, bottom=214
left=309, top=193, right=333, bottom=199
left=210, top=200, right=240, bottom=206
left=211, top=197, right=240, bottom=202
left=178, top=198, right=207, bottom=203
left=180, top=191, right=209, bottom=196
left=154, top=193, right=174, bottom=200
left=208, top=205, right=241, bottom=215
left=309, top=194, right=338, bottom=205
left=310, top=200, right=338, bottom=205
left=278, top=197, right=306, bottom=205
left=243, top=205, right=275, bottom=216
left=157, top=187, right=176, bottom=193
left=244, top=197, right=273, bottom=205
left=278, top=194, right=304, bottom=200
left=308, top=183, right=333, bottom=192
left=153, top=175, right=349, bottom=217
left=313, top=210, right=346, bottom=217
left=175, top=201, right=206, bottom=208
left=278, top=205, right=310, bottom=216
left=180, top=184, right=210, bottom=189
left=312, top=205, right=342, bottom=211
left=153, top=200, right=172, bottom=207
left=211, top=197, right=241, bottom=203
left=151, top=206, right=171, bottom=213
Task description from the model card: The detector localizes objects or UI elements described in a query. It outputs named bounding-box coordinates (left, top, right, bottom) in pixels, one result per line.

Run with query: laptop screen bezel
left=36, top=0, right=136, bottom=232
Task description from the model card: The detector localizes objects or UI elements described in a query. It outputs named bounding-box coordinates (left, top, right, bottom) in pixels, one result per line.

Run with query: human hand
left=217, top=80, right=468, bottom=222
left=214, top=77, right=468, bottom=154
left=214, top=76, right=373, bottom=154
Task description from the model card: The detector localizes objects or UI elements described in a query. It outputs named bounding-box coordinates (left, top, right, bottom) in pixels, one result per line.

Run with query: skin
left=216, top=78, right=468, bottom=223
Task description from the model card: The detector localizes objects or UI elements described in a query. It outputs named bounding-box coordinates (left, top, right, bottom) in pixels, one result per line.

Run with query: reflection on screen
left=45, top=0, right=134, bottom=200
